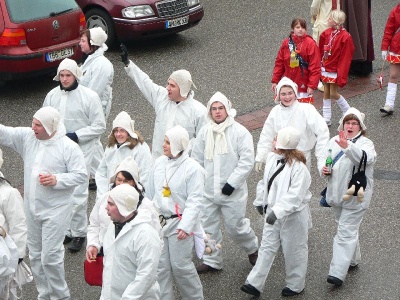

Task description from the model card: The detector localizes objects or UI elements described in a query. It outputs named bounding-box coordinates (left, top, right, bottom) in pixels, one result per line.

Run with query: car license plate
left=166, top=16, right=189, bottom=29
left=45, top=47, right=74, bottom=62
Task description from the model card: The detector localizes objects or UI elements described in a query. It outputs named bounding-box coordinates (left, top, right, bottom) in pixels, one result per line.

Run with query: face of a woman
left=115, top=172, right=135, bottom=187
left=114, top=127, right=129, bottom=144
left=279, top=86, right=297, bottom=107
left=328, top=17, right=337, bottom=28
left=292, top=23, right=306, bottom=37
left=79, top=34, right=91, bottom=54
left=343, top=119, right=361, bottom=139
left=163, top=137, right=173, bottom=158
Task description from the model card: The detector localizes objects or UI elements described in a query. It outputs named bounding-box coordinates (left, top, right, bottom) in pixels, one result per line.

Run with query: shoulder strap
left=267, top=163, right=286, bottom=193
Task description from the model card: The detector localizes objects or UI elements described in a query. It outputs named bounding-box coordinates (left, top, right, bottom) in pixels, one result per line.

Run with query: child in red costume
left=319, top=10, right=354, bottom=126
left=271, top=17, right=321, bottom=103
left=380, top=2, right=400, bottom=115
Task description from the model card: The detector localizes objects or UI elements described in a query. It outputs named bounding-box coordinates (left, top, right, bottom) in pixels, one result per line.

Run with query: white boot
left=381, top=82, right=397, bottom=114
left=323, top=99, right=332, bottom=126
left=336, top=95, right=350, bottom=114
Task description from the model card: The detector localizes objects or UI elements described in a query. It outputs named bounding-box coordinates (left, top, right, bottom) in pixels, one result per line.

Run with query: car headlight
left=122, top=5, right=155, bottom=18
left=187, top=0, right=200, bottom=7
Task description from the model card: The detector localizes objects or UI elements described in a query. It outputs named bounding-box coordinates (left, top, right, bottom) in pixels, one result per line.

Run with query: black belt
left=159, top=214, right=182, bottom=228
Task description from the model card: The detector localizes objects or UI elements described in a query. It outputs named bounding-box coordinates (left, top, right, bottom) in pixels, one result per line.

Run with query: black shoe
left=348, top=264, right=359, bottom=271
left=327, top=275, right=343, bottom=286
left=196, top=263, right=220, bottom=274
left=248, top=250, right=258, bottom=266
left=67, top=237, right=86, bottom=253
left=63, top=235, right=73, bottom=245
left=240, top=284, right=260, bottom=297
left=281, top=287, right=304, bottom=297
left=88, top=179, right=97, bottom=191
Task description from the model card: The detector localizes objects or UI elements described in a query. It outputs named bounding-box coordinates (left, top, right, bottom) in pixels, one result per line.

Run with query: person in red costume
left=380, top=2, right=400, bottom=115
left=319, top=9, right=354, bottom=126
left=271, top=17, right=321, bottom=104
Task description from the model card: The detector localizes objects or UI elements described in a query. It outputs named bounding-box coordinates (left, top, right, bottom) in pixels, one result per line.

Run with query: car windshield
left=5, top=0, right=79, bottom=23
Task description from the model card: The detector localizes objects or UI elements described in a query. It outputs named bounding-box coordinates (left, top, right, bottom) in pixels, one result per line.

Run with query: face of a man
left=279, top=86, right=297, bottom=107
left=166, top=79, right=184, bottom=102
left=106, top=197, right=125, bottom=223
left=163, top=136, right=173, bottom=158
left=210, top=101, right=228, bottom=124
left=79, top=34, right=91, bottom=54
left=32, top=118, right=51, bottom=140
left=59, top=70, right=76, bottom=89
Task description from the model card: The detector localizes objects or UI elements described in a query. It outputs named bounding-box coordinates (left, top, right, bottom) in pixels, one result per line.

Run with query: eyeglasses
left=344, top=121, right=360, bottom=126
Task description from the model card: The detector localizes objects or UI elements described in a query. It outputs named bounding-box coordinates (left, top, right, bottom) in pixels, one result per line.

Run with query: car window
left=5, top=0, right=79, bottom=23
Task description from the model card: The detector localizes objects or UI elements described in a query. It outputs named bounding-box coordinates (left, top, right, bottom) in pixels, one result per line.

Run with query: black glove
left=120, top=43, right=129, bottom=66
left=222, top=183, right=235, bottom=196
left=18, top=258, right=23, bottom=264
left=255, top=205, right=268, bottom=216
left=66, top=132, right=78, bottom=143
left=266, top=211, right=277, bottom=225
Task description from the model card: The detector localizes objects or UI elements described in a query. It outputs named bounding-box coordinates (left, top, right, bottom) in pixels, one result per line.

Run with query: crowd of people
left=2, top=0, right=400, bottom=298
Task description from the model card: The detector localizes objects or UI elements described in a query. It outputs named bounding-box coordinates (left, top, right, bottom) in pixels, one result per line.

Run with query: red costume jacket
left=381, top=4, right=400, bottom=54
left=319, top=27, right=354, bottom=88
left=272, top=33, right=321, bottom=92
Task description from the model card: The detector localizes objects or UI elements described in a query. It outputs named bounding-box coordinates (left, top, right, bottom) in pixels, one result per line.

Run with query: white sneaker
left=380, top=105, right=394, bottom=115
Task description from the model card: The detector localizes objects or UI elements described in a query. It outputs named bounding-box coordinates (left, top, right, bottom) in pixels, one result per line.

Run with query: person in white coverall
left=241, top=126, right=312, bottom=298
left=120, top=44, right=207, bottom=159
left=95, top=111, right=152, bottom=200
left=0, top=226, right=19, bottom=299
left=79, top=27, right=114, bottom=185
left=191, top=92, right=259, bottom=273
left=255, top=77, right=329, bottom=172
left=0, top=106, right=87, bottom=299
left=319, top=107, right=376, bottom=287
left=87, top=156, right=162, bottom=261
left=100, top=184, right=162, bottom=299
left=147, top=125, right=205, bottom=300
left=43, top=58, right=106, bottom=253
left=0, top=149, right=27, bottom=299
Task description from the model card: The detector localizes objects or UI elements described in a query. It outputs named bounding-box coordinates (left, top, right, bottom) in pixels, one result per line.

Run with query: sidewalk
left=236, top=69, right=389, bottom=131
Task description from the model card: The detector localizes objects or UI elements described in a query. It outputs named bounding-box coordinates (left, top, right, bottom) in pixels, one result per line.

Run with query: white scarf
left=205, top=116, right=234, bottom=160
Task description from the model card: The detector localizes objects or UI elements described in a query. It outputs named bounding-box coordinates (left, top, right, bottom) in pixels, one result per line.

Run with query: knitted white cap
left=53, top=58, right=82, bottom=81
left=109, top=184, right=140, bottom=217
left=33, top=106, right=60, bottom=135
left=109, top=156, right=142, bottom=191
left=274, top=76, right=298, bottom=104
left=169, top=69, right=196, bottom=98
left=0, top=149, right=3, bottom=169
left=338, top=107, right=367, bottom=131
left=111, top=111, right=138, bottom=139
left=89, top=27, right=107, bottom=46
left=276, top=126, right=301, bottom=150
left=165, top=125, right=189, bottom=157
left=206, top=91, right=237, bottom=118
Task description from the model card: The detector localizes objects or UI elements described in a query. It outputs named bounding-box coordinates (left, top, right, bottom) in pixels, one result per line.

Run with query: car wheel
left=85, top=8, right=116, bottom=46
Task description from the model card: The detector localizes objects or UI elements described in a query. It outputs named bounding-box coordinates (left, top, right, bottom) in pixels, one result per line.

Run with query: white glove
left=382, top=51, right=388, bottom=60
left=255, top=161, right=264, bottom=173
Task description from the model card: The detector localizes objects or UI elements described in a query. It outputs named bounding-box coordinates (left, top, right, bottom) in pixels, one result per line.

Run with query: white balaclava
left=206, top=91, right=237, bottom=119
left=165, top=125, right=189, bottom=157
left=274, top=76, right=299, bottom=104
left=0, top=149, right=3, bottom=169
left=168, top=69, right=196, bottom=98
left=338, top=107, right=367, bottom=131
left=89, top=27, right=107, bottom=46
left=276, top=126, right=301, bottom=150
left=111, top=111, right=138, bottom=139
left=33, top=106, right=60, bottom=135
left=53, top=58, right=82, bottom=81
left=109, top=156, right=142, bottom=190
left=109, top=184, right=140, bottom=217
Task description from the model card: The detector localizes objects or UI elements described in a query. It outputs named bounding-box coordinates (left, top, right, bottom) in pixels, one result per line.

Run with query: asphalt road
left=1, top=0, right=399, bottom=299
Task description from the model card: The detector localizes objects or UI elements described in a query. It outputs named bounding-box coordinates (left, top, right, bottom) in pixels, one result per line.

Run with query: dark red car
left=0, top=0, right=85, bottom=84
left=76, top=0, right=204, bottom=45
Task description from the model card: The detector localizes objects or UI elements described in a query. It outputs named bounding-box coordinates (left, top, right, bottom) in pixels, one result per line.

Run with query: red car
left=0, top=0, right=85, bottom=84
left=76, top=0, right=204, bottom=45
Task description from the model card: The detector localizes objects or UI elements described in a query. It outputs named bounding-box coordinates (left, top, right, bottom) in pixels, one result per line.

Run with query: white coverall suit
left=124, top=62, right=207, bottom=159
left=100, top=210, right=162, bottom=300
left=0, top=123, right=87, bottom=299
left=148, top=152, right=205, bottom=300
left=80, top=44, right=114, bottom=176
left=256, top=100, right=329, bottom=170
left=318, top=134, right=376, bottom=282
left=95, top=142, right=153, bottom=200
left=43, top=84, right=106, bottom=238
left=249, top=152, right=312, bottom=293
left=191, top=122, right=259, bottom=269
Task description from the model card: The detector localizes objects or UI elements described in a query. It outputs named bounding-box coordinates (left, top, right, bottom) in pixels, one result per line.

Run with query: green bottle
left=325, top=149, right=333, bottom=174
